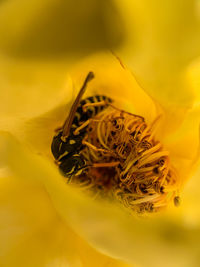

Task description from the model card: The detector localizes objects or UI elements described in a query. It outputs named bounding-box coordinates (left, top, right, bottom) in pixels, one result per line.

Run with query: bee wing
left=62, top=71, right=95, bottom=137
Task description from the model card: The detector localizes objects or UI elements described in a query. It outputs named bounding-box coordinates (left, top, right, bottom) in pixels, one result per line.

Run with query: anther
left=77, top=108, right=179, bottom=214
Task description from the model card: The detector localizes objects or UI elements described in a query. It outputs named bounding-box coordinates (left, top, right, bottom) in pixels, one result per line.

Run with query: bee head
left=51, top=130, right=83, bottom=160
left=59, top=154, right=86, bottom=178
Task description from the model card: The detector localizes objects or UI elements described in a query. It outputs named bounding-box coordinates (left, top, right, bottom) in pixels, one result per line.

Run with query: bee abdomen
left=74, top=95, right=112, bottom=126
left=92, top=95, right=112, bottom=113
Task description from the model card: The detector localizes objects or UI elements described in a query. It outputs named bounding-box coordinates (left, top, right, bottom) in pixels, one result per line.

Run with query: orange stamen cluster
left=73, top=108, right=179, bottom=213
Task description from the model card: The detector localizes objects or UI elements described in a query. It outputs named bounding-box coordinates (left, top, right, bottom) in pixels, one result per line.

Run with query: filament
left=72, top=107, right=179, bottom=214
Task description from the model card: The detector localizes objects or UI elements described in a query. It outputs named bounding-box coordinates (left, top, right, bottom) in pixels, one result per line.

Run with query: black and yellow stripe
left=74, top=95, right=112, bottom=127
left=51, top=95, right=112, bottom=177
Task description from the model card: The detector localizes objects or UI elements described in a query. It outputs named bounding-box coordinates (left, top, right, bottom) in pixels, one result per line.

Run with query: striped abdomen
left=71, top=95, right=112, bottom=129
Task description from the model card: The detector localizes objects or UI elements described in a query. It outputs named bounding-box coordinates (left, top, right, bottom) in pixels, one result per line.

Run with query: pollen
left=72, top=107, right=180, bottom=214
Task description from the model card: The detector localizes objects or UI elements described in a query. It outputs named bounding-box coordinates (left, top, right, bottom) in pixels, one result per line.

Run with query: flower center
left=72, top=107, right=180, bottom=214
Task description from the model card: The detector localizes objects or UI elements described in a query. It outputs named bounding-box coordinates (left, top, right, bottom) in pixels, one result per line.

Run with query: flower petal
left=0, top=58, right=73, bottom=120
left=114, top=0, right=200, bottom=107
left=69, top=53, right=157, bottom=121
left=0, top=0, right=124, bottom=58
left=0, top=140, right=132, bottom=267
left=1, top=132, right=200, bottom=267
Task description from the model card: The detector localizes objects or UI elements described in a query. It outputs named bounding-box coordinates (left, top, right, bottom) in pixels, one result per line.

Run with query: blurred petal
left=181, top=163, right=200, bottom=225
left=0, top=58, right=72, bottom=119
left=187, top=56, right=200, bottom=108
left=0, top=149, right=132, bottom=267
left=154, top=105, right=200, bottom=183
left=0, top=176, right=78, bottom=267
left=114, top=0, right=200, bottom=107
left=0, top=0, right=124, bottom=58
left=1, top=132, right=200, bottom=267
left=0, top=177, right=132, bottom=267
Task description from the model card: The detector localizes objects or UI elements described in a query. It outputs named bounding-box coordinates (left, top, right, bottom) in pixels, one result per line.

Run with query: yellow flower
left=1, top=1, right=200, bottom=267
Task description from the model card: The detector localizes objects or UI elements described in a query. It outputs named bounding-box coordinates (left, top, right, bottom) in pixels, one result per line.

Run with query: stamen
left=70, top=108, right=179, bottom=214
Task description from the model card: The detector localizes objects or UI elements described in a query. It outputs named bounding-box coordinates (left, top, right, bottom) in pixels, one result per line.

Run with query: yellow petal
left=0, top=0, right=123, bottom=58
left=0, top=58, right=73, bottom=119
left=0, top=175, right=132, bottom=267
left=1, top=132, right=200, bottom=267
left=187, top=56, right=200, bottom=108
left=114, top=0, right=200, bottom=107
left=0, top=140, right=134, bottom=267
left=69, top=53, right=157, bottom=121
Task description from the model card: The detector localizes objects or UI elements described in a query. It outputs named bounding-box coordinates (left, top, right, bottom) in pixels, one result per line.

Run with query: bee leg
left=73, top=118, right=100, bottom=135
left=82, top=140, right=114, bottom=154
left=83, top=100, right=135, bottom=116
left=108, top=103, right=145, bottom=121
left=82, top=101, right=107, bottom=112
left=92, top=162, right=120, bottom=168
left=73, top=119, right=91, bottom=135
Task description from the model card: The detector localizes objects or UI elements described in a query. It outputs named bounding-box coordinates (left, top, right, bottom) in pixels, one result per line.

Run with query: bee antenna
left=86, top=71, right=95, bottom=82
left=62, top=71, right=95, bottom=138
left=77, top=71, right=95, bottom=96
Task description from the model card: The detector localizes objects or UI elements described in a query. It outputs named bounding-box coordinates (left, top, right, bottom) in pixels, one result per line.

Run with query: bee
left=51, top=72, right=113, bottom=178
